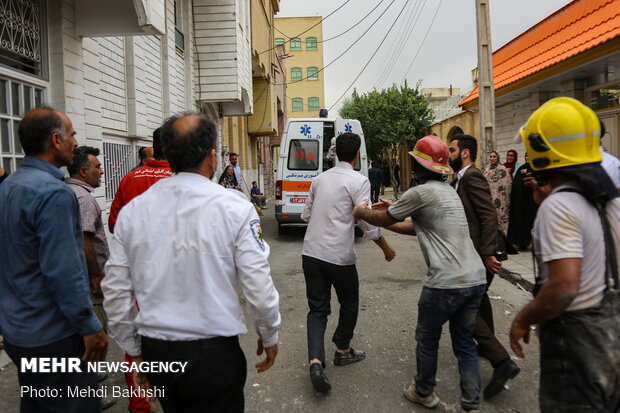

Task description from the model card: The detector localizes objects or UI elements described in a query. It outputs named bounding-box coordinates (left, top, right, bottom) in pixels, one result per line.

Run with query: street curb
left=498, top=267, right=534, bottom=294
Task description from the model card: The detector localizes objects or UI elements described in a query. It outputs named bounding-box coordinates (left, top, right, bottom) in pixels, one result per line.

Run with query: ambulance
left=275, top=117, right=368, bottom=234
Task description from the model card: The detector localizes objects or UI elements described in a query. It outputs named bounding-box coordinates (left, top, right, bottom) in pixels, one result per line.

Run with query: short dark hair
left=162, top=114, right=217, bottom=173
left=336, top=132, right=361, bottom=162
left=152, top=127, right=165, bottom=160
left=450, top=134, right=478, bottom=162
left=229, top=152, right=238, bottom=157
left=18, top=107, right=66, bottom=156
left=68, top=146, right=100, bottom=177
left=252, top=181, right=257, bottom=185
left=138, top=147, right=147, bottom=160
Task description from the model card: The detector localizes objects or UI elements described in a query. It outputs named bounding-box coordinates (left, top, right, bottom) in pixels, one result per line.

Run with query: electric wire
left=259, top=0, right=353, bottom=55
left=401, top=0, right=443, bottom=81
left=327, top=0, right=413, bottom=111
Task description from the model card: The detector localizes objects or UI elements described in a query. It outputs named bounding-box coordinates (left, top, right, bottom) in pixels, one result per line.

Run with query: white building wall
left=98, top=37, right=128, bottom=134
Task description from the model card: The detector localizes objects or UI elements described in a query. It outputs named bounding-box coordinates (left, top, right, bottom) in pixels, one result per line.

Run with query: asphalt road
left=0, top=204, right=542, bottom=413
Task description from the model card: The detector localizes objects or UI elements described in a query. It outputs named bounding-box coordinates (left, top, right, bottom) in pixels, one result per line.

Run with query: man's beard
left=449, top=155, right=463, bottom=172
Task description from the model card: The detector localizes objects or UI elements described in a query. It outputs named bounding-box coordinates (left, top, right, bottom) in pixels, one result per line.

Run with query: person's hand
left=383, top=245, right=396, bottom=262
left=132, top=356, right=156, bottom=402
left=353, top=202, right=369, bottom=220
left=90, top=275, right=104, bottom=298
left=82, top=329, right=108, bottom=362
left=509, top=316, right=531, bottom=358
left=483, top=255, right=502, bottom=274
left=255, top=338, right=278, bottom=373
left=371, top=198, right=392, bottom=211
left=523, top=173, right=551, bottom=205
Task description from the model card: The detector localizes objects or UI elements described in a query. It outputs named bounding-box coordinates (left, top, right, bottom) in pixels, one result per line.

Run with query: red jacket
left=108, top=159, right=172, bottom=233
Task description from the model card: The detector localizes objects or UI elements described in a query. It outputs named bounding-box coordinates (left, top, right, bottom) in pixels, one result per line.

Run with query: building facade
left=274, top=16, right=326, bottom=118
left=0, top=0, right=289, bottom=216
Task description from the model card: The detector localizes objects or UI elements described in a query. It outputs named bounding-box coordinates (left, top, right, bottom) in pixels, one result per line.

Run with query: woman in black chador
left=507, top=153, right=538, bottom=250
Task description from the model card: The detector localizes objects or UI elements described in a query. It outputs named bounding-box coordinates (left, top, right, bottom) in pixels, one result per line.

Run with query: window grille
left=306, top=37, right=317, bottom=51
left=0, top=76, right=44, bottom=173
left=290, top=38, right=301, bottom=51
left=291, top=67, right=302, bottom=82
left=307, top=67, right=318, bottom=80
left=292, top=98, right=303, bottom=112
left=103, top=141, right=136, bottom=202
left=0, top=0, right=46, bottom=77
left=308, top=97, right=319, bottom=111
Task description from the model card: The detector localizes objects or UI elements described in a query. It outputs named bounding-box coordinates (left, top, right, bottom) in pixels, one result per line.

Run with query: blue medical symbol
left=300, top=124, right=312, bottom=136
left=344, top=123, right=353, bottom=133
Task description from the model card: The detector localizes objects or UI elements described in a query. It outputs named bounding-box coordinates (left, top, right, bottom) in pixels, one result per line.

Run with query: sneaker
left=309, top=363, right=331, bottom=393
left=439, top=402, right=479, bottom=413
left=333, top=348, right=365, bottom=366
left=403, top=381, right=440, bottom=408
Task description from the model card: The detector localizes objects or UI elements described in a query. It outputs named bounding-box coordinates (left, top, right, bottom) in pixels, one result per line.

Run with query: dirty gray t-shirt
left=387, top=180, right=486, bottom=289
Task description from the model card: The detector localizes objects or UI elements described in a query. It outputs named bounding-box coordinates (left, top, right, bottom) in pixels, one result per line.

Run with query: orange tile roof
left=459, top=0, right=620, bottom=106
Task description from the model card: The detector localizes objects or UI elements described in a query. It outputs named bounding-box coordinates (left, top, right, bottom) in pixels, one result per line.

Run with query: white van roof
left=287, top=117, right=345, bottom=122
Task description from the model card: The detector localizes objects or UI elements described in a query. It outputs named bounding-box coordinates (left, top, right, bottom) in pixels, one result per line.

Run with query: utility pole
left=475, top=0, right=495, bottom=168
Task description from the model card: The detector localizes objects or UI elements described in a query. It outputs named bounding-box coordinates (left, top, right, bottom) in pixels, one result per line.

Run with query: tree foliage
left=339, top=82, right=433, bottom=197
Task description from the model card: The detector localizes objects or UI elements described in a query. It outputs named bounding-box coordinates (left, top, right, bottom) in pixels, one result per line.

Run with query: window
left=307, top=67, right=319, bottom=81
left=288, top=140, right=319, bottom=171
left=290, top=38, right=301, bottom=51
left=589, top=83, right=620, bottom=110
left=292, top=98, right=303, bottom=112
left=0, top=0, right=46, bottom=77
left=275, top=38, right=285, bottom=47
left=291, top=67, right=302, bottom=82
left=103, top=141, right=139, bottom=202
left=0, top=78, right=44, bottom=174
left=308, top=97, right=320, bottom=111
left=306, top=37, right=317, bottom=51
left=174, top=1, right=185, bottom=52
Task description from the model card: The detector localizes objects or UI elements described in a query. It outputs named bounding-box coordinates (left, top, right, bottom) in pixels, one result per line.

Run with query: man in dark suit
left=448, top=135, right=520, bottom=400
left=368, top=162, right=383, bottom=203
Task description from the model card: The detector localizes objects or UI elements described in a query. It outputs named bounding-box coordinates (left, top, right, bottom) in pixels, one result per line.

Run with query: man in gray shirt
left=354, top=136, right=486, bottom=413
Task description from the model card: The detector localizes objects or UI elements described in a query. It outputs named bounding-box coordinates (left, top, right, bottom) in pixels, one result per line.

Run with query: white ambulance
left=275, top=117, right=368, bottom=234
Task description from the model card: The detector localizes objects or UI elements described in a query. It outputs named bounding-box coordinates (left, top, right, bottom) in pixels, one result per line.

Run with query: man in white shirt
left=228, top=152, right=243, bottom=191
left=103, top=114, right=281, bottom=412
left=301, top=132, right=396, bottom=393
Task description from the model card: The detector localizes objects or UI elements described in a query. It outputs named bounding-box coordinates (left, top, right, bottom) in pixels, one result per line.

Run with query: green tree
left=339, top=82, right=433, bottom=198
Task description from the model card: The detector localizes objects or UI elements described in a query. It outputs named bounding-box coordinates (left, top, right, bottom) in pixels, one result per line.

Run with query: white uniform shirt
left=102, top=173, right=281, bottom=356
left=533, top=182, right=620, bottom=311
left=602, top=149, right=620, bottom=188
left=301, top=161, right=381, bottom=266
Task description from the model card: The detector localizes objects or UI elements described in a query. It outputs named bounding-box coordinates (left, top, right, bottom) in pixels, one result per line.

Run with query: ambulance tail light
left=276, top=180, right=282, bottom=200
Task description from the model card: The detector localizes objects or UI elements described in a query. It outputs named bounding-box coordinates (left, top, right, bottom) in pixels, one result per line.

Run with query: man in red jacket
left=108, top=127, right=172, bottom=233
left=107, top=126, right=171, bottom=413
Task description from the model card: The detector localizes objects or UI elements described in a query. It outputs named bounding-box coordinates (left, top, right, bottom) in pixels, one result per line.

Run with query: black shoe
left=333, top=348, right=366, bottom=366
left=100, top=396, right=117, bottom=410
left=309, top=363, right=331, bottom=393
left=484, top=359, right=520, bottom=399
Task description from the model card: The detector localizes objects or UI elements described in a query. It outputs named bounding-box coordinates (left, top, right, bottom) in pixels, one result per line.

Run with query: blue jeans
left=415, top=285, right=485, bottom=411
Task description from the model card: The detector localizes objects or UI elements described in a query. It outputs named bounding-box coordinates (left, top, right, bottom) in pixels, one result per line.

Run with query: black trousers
left=141, top=335, right=246, bottom=413
left=474, top=271, right=510, bottom=367
left=302, top=255, right=359, bottom=365
left=4, top=334, right=99, bottom=413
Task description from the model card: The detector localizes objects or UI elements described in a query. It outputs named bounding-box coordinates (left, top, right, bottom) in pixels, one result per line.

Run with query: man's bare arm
left=353, top=204, right=397, bottom=228
left=386, top=220, right=416, bottom=235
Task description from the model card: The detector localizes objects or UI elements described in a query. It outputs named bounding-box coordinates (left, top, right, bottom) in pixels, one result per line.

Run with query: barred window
left=0, top=77, right=44, bottom=173
left=103, top=141, right=137, bottom=202
left=0, top=0, right=46, bottom=77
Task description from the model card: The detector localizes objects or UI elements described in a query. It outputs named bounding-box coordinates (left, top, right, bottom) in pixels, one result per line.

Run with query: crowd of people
left=0, top=96, right=619, bottom=413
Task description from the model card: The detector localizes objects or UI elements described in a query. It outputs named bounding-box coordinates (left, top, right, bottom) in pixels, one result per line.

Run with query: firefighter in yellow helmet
left=509, top=97, right=620, bottom=412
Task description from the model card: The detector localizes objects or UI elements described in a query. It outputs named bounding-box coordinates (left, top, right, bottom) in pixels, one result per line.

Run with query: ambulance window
left=288, top=140, right=319, bottom=171
left=322, top=122, right=335, bottom=171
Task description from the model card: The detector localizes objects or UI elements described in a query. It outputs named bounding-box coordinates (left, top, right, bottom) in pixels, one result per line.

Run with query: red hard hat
left=409, top=135, right=453, bottom=175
